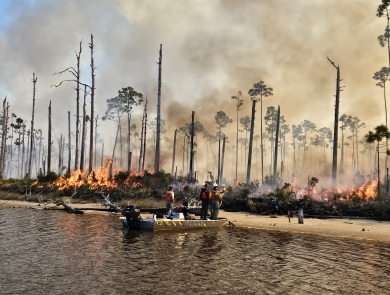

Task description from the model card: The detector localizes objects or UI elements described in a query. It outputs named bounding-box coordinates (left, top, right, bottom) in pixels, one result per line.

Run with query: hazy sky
left=0, top=0, right=388, bottom=182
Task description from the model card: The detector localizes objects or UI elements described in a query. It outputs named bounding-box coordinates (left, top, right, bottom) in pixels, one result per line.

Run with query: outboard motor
left=123, top=205, right=141, bottom=229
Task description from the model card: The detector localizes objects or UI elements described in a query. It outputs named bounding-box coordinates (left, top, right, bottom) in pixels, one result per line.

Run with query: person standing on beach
left=199, top=185, right=209, bottom=220
left=209, top=183, right=222, bottom=220
left=165, top=185, right=174, bottom=215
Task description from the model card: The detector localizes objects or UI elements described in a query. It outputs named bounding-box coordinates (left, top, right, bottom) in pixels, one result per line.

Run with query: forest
left=1, top=1, right=390, bottom=216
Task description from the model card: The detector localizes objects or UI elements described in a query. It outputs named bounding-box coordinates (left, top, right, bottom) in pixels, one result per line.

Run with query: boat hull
left=120, top=216, right=228, bottom=231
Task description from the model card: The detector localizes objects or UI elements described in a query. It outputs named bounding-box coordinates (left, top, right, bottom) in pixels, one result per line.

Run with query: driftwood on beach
left=59, top=201, right=84, bottom=214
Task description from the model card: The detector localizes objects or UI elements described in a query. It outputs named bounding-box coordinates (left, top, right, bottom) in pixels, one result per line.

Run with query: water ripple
left=1, top=208, right=390, bottom=294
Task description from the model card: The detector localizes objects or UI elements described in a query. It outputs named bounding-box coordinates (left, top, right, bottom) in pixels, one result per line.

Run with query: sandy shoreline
left=2, top=199, right=390, bottom=244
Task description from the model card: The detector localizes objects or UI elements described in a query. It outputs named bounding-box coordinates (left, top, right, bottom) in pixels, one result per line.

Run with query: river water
left=1, top=207, right=390, bottom=295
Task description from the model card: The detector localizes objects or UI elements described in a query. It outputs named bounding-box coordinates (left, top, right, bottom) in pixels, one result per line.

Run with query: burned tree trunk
left=221, top=136, right=226, bottom=184
left=171, top=129, right=177, bottom=175
left=52, top=40, right=82, bottom=172
left=0, top=97, right=8, bottom=178
left=47, top=101, right=52, bottom=174
left=58, top=134, right=63, bottom=174
left=38, top=129, right=42, bottom=175
left=273, top=105, right=280, bottom=186
left=20, top=124, right=25, bottom=178
left=80, top=86, right=87, bottom=171
left=142, top=107, right=147, bottom=172
left=189, top=111, right=195, bottom=182
left=95, top=115, right=99, bottom=168
left=246, top=99, right=256, bottom=184
left=155, top=44, right=162, bottom=172
left=139, top=98, right=147, bottom=172
left=89, top=34, right=95, bottom=175
left=75, top=40, right=82, bottom=172
left=28, top=73, right=37, bottom=177
left=328, top=57, right=340, bottom=189
left=110, top=124, right=120, bottom=178
left=68, top=111, right=71, bottom=175
left=138, top=113, right=144, bottom=172
left=217, top=138, right=221, bottom=184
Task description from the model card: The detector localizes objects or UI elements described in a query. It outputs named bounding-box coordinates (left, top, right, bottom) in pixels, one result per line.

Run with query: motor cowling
left=123, top=205, right=141, bottom=229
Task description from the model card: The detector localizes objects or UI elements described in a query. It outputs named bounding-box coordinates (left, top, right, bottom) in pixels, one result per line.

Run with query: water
left=1, top=207, right=390, bottom=294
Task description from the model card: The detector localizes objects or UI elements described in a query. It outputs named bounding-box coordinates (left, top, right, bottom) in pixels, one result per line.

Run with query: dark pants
left=201, top=201, right=209, bottom=220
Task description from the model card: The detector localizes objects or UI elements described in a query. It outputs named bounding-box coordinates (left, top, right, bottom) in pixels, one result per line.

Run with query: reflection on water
left=1, top=207, right=390, bottom=294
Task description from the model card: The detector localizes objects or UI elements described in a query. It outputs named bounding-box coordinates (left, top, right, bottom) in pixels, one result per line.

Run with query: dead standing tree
left=189, top=111, right=195, bottom=182
left=273, top=106, right=281, bottom=186
left=327, top=57, right=341, bottom=189
left=80, top=85, right=89, bottom=171
left=139, top=98, right=148, bottom=172
left=171, top=129, right=177, bottom=175
left=0, top=96, right=9, bottom=179
left=155, top=44, right=162, bottom=172
left=68, top=111, right=71, bottom=175
left=89, top=34, right=96, bottom=175
left=246, top=99, right=256, bottom=184
left=52, top=39, right=82, bottom=173
left=48, top=101, right=52, bottom=174
left=28, top=73, right=37, bottom=177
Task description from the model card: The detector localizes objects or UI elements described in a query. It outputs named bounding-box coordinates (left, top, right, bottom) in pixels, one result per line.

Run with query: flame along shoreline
left=44, top=158, right=380, bottom=201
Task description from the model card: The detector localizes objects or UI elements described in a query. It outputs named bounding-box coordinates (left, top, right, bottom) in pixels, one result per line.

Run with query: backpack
left=201, top=191, right=208, bottom=200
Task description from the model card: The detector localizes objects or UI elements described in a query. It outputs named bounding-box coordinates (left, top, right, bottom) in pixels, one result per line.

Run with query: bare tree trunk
left=58, top=134, right=62, bottom=174
left=48, top=101, right=52, bottom=174
left=68, top=111, right=71, bottom=175
left=80, top=86, right=87, bottom=171
left=171, top=129, right=177, bottom=175
left=155, top=44, right=162, bottom=172
left=139, top=114, right=144, bottom=172
left=89, top=34, right=95, bottom=174
left=38, top=130, right=42, bottom=175
left=189, top=111, right=195, bottom=182
left=221, top=136, right=226, bottom=184
left=95, top=115, right=99, bottom=168
left=217, top=138, right=221, bottom=184
left=73, top=40, right=82, bottom=172
left=27, top=73, right=37, bottom=177
left=273, top=106, right=280, bottom=186
left=142, top=109, right=147, bottom=172
left=260, top=95, right=264, bottom=184
left=328, top=57, right=340, bottom=189
left=0, top=97, right=8, bottom=178
left=110, top=125, right=120, bottom=178
left=246, top=99, right=256, bottom=184
left=127, top=97, right=131, bottom=171
left=21, top=125, right=26, bottom=178
left=139, top=98, right=147, bottom=172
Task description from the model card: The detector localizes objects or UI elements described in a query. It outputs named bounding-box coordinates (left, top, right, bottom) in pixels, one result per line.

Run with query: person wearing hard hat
left=209, top=183, right=222, bottom=220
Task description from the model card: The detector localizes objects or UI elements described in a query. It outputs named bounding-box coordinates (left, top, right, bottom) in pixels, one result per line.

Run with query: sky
left=0, top=0, right=388, bottom=185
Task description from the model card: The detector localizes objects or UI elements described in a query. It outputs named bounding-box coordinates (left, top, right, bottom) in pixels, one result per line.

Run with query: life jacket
left=179, top=205, right=187, bottom=213
left=201, top=191, right=208, bottom=200
left=166, top=191, right=173, bottom=202
left=210, top=191, right=219, bottom=201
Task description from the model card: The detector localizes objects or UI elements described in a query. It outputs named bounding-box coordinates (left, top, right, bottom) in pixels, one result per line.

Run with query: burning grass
left=0, top=167, right=389, bottom=219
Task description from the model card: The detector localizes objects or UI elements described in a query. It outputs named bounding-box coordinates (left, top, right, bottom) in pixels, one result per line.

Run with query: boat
left=120, top=205, right=229, bottom=231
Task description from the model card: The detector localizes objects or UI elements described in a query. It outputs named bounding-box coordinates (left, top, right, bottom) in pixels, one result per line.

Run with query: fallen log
left=59, top=202, right=83, bottom=214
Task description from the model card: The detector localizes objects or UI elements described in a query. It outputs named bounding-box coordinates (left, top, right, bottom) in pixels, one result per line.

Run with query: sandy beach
left=1, top=199, right=390, bottom=244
